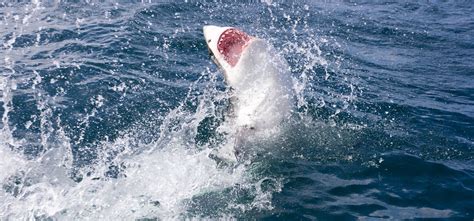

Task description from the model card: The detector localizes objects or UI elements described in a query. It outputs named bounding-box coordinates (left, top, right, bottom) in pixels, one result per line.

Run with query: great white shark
left=203, top=25, right=294, bottom=163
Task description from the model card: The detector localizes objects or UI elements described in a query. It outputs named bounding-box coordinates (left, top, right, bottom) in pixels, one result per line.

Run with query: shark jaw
left=203, top=25, right=253, bottom=79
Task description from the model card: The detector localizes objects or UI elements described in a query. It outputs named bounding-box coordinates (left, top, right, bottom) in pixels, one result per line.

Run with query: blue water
left=1, top=1, right=473, bottom=220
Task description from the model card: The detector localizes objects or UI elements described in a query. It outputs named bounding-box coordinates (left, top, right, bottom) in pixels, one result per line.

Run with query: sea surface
left=1, top=1, right=473, bottom=220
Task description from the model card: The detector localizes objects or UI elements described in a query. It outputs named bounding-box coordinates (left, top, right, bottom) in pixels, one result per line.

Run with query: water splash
left=0, top=2, right=362, bottom=220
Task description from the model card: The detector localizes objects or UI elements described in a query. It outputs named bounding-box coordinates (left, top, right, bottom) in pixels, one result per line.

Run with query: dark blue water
left=1, top=1, right=473, bottom=220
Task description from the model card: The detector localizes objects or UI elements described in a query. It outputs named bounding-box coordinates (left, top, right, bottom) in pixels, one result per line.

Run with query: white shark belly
left=229, top=39, right=293, bottom=132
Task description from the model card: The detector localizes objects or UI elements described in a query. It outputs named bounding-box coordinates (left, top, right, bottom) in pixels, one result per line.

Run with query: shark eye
left=217, top=28, right=250, bottom=67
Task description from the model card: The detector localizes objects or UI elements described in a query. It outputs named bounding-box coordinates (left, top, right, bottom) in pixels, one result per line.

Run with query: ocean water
left=1, top=1, right=473, bottom=220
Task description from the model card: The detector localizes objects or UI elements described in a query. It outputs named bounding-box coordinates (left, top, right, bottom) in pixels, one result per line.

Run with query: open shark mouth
left=217, top=28, right=251, bottom=67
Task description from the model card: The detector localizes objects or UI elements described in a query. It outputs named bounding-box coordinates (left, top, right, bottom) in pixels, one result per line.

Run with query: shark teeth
left=217, top=28, right=251, bottom=67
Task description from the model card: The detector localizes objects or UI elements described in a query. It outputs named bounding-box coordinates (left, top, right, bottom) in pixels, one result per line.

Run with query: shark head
left=203, top=25, right=253, bottom=80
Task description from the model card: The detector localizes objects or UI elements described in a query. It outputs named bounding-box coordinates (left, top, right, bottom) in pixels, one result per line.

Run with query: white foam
left=0, top=148, right=25, bottom=183
left=0, top=130, right=248, bottom=219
